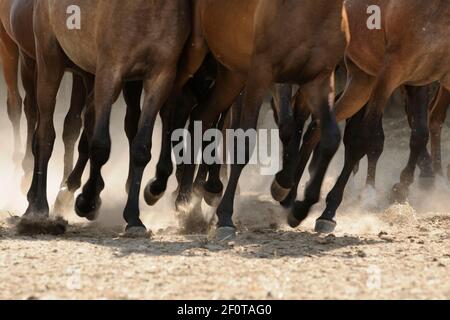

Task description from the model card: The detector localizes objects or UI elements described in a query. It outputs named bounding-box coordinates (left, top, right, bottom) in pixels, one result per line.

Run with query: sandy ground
left=0, top=75, right=449, bottom=299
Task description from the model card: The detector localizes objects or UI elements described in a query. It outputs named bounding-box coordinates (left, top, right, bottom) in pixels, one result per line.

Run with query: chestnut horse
left=156, top=0, right=346, bottom=240
left=292, top=0, right=450, bottom=233
left=30, top=0, right=190, bottom=236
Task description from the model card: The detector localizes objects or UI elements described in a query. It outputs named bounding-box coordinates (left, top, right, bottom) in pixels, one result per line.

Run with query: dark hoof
left=287, top=201, right=310, bottom=228
left=390, top=183, right=408, bottom=204
left=215, top=226, right=237, bottom=242
left=271, top=179, right=291, bottom=202
left=144, top=179, right=165, bottom=206
left=123, top=226, right=151, bottom=238
left=203, top=190, right=222, bottom=207
left=75, top=194, right=101, bottom=221
left=53, top=186, right=74, bottom=214
left=315, top=219, right=337, bottom=234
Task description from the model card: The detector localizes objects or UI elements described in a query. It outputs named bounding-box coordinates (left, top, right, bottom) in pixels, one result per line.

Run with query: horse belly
left=200, top=0, right=257, bottom=74
left=48, top=0, right=98, bottom=74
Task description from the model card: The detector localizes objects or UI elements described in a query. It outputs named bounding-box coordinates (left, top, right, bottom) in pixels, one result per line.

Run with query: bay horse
left=156, top=0, right=346, bottom=240
left=30, top=0, right=190, bottom=236
left=0, top=0, right=86, bottom=193
left=288, top=0, right=450, bottom=233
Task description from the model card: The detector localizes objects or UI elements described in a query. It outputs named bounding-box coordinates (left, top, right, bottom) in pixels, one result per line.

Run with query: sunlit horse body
left=152, top=0, right=347, bottom=240
left=293, top=0, right=450, bottom=233
left=28, top=0, right=190, bottom=236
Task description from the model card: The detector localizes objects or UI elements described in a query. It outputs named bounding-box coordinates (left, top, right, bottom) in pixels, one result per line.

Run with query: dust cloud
left=1, top=73, right=450, bottom=236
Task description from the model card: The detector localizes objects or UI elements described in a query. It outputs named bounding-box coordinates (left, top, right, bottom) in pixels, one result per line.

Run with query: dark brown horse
left=30, top=0, right=190, bottom=236
left=157, top=0, right=346, bottom=240
left=290, top=0, right=450, bottom=233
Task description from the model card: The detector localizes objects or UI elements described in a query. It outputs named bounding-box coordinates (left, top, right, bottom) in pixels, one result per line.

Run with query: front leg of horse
left=289, top=79, right=341, bottom=228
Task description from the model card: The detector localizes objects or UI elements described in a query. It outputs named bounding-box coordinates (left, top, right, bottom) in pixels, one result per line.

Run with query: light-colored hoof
left=271, top=179, right=291, bottom=202
left=203, top=190, right=222, bottom=207
left=144, top=179, right=165, bottom=206
left=123, top=226, right=151, bottom=239
left=314, top=219, right=337, bottom=234
left=53, top=186, right=74, bottom=214
left=215, top=227, right=237, bottom=242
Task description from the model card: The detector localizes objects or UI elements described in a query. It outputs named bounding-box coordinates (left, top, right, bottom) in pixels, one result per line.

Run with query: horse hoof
left=215, top=226, right=237, bottom=242
left=271, top=179, right=291, bottom=202
left=53, top=187, right=74, bottom=214
left=203, top=190, right=222, bottom=207
left=315, top=219, right=337, bottom=234
left=16, top=216, right=68, bottom=236
left=123, top=226, right=151, bottom=239
left=175, top=194, right=191, bottom=212
left=75, top=194, right=101, bottom=221
left=390, top=183, right=408, bottom=204
left=288, top=201, right=309, bottom=228
left=144, top=179, right=165, bottom=206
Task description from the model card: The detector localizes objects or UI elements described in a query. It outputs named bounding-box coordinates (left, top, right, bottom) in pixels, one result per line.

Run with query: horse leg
left=317, top=109, right=383, bottom=233
left=54, top=77, right=95, bottom=214
left=123, top=81, right=143, bottom=193
left=429, top=86, right=450, bottom=177
left=272, top=90, right=310, bottom=204
left=314, top=59, right=403, bottom=233
left=215, top=61, right=273, bottom=240
left=75, top=70, right=123, bottom=221
left=391, top=85, right=431, bottom=203
left=175, top=66, right=244, bottom=212
left=24, top=37, right=65, bottom=217
left=61, top=74, right=86, bottom=184
left=0, top=27, right=22, bottom=166
left=143, top=90, right=193, bottom=206
left=19, top=54, right=37, bottom=194
left=202, top=107, right=234, bottom=207
left=123, top=67, right=178, bottom=235
left=289, top=58, right=376, bottom=228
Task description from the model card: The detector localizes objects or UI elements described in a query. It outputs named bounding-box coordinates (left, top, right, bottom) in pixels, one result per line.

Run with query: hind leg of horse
left=123, top=81, right=143, bottom=193
left=61, top=74, right=86, bottom=184
left=75, top=70, right=123, bottom=221
left=175, top=66, right=245, bottom=211
left=272, top=90, right=310, bottom=203
left=314, top=62, right=402, bottom=232
left=143, top=91, right=193, bottom=206
left=122, top=67, right=178, bottom=234
left=19, top=54, right=37, bottom=194
left=391, top=86, right=431, bottom=203
left=317, top=112, right=383, bottom=233
left=24, top=43, right=65, bottom=217
left=202, top=108, right=233, bottom=207
left=0, top=29, right=22, bottom=166
left=429, top=86, right=450, bottom=177
left=288, top=59, right=377, bottom=228
left=282, top=58, right=376, bottom=211
left=215, top=63, right=273, bottom=240
left=287, top=75, right=341, bottom=227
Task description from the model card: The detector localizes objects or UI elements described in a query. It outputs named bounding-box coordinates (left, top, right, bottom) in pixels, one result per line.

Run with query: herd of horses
left=1, top=0, right=450, bottom=240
